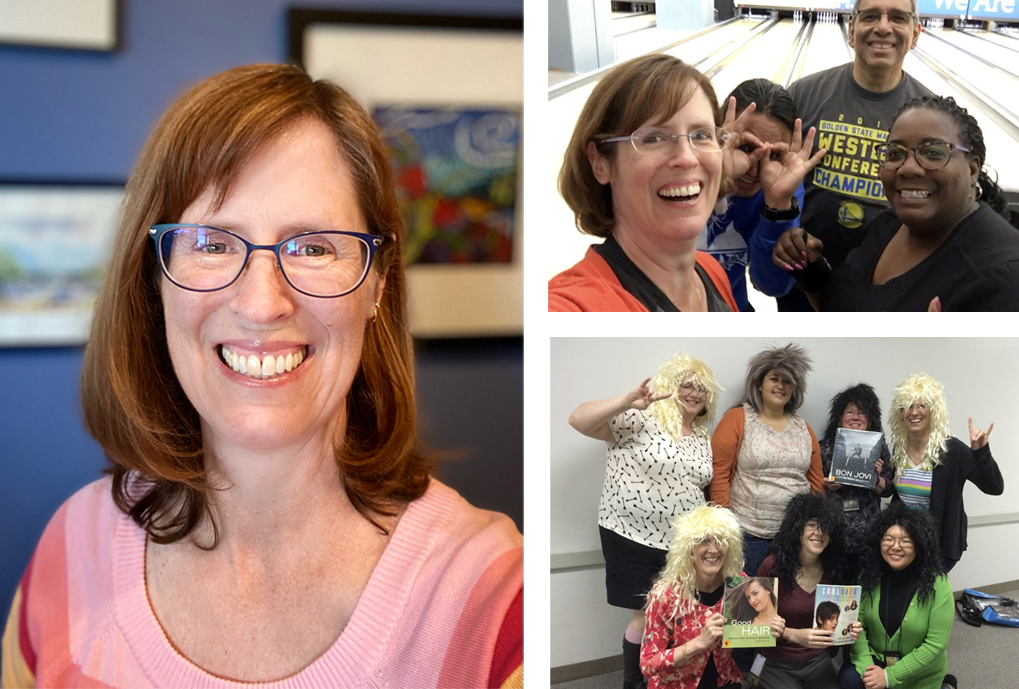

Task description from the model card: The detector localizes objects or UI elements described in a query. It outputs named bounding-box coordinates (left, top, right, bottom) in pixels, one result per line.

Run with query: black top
left=593, top=236, right=732, bottom=312
left=879, top=564, right=921, bottom=641
left=788, top=63, right=935, bottom=271
left=820, top=203, right=1019, bottom=311
left=695, top=584, right=724, bottom=689
left=891, top=438, right=1004, bottom=561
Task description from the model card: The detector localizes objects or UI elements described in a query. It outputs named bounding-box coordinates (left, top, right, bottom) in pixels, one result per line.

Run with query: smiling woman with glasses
left=773, top=94, right=1019, bottom=311
left=818, top=384, right=894, bottom=572
left=845, top=504, right=956, bottom=689
left=753, top=493, right=860, bottom=689
left=1, top=64, right=522, bottom=689
left=550, top=54, right=747, bottom=312
left=885, top=373, right=1003, bottom=573
left=568, top=351, right=722, bottom=689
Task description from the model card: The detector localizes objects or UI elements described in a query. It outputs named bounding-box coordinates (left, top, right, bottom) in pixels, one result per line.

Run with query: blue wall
left=0, top=0, right=522, bottom=631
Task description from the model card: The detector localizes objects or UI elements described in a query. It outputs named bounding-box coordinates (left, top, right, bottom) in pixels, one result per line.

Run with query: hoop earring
left=975, top=181, right=983, bottom=201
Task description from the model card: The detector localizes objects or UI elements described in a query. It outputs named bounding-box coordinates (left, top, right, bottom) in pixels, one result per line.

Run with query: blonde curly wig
left=647, top=353, right=721, bottom=441
left=887, top=373, right=950, bottom=475
left=646, top=504, right=744, bottom=619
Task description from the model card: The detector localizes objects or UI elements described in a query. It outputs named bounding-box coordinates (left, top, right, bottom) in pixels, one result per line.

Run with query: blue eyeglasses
left=149, top=224, right=388, bottom=298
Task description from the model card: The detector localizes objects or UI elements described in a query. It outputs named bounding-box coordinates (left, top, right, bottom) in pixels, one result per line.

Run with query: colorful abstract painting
left=374, top=107, right=519, bottom=265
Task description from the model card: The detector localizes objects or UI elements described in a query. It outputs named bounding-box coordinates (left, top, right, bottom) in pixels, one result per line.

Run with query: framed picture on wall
left=0, top=181, right=123, bottom=346
left=289, top=9, right=523, bottom=338
left=0, top=0, right=120, bottom=51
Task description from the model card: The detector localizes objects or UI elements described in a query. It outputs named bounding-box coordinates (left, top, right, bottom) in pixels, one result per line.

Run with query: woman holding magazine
left=819, top=384, right=894, bottom=566
left=641, top=505, right=770, bottom=689
left=755, top=493, right=861, bottom=689
left=843, top=503, right=955, bottom=689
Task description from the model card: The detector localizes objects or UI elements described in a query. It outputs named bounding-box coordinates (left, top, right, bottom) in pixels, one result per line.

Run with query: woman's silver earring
left=975, top=181, right=983, bottom=201
left=372, top=302, right=380, bottom=324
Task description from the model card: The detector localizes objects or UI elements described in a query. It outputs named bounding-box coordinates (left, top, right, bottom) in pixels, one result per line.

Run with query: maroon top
left=756, top=554, right=831, bottom=661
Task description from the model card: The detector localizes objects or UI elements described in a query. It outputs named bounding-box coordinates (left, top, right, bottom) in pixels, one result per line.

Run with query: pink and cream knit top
left=2, top=477, right=522, bottom=689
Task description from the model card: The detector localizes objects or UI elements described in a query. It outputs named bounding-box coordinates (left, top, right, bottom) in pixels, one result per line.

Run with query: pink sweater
left=2, top=478, right=522, bottom=688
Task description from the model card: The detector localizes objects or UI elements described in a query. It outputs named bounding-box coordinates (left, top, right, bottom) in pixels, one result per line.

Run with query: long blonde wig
left=647, top=353, right=721, bottom=441
left=887, top=373, right=950, bottom=475
left=646, top=504, right=744, bottom=619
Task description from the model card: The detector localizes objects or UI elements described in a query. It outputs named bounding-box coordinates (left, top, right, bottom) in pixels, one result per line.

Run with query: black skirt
left=599, top=526, right=668, bottom=610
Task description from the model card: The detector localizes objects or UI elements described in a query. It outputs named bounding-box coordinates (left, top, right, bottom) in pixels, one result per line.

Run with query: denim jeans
left=742, top=532, right=773, bottom=576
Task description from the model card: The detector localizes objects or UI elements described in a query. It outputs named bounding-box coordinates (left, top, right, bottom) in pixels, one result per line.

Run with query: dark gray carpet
left=555, top=589, right=1019, bottom=689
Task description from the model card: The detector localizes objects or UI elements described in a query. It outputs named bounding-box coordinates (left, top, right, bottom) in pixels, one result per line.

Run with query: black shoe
left=943, top=673, right=958, bottom=689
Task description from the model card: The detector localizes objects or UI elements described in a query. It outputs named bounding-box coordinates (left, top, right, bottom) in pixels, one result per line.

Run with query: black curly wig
left=821, top=383, right=884, bottom=447
left=858, top=502, right=943, bottom=605
left=768, top=492, right=848, bottom=587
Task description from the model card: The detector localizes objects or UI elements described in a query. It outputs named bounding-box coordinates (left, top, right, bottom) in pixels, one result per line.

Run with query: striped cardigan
left=849, top=574, right=953, bottom=689
left=2, top=477, right=522, bottom=688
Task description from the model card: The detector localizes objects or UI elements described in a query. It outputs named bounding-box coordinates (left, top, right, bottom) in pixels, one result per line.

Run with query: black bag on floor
left=955, top=588, right=1019, bottom=627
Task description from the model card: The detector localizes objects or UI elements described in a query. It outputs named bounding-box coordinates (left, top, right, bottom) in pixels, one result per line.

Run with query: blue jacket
left=698, top=183, right=803, bottom=312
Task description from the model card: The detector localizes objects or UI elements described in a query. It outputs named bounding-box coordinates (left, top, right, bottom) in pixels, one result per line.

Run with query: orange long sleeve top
left=708, top=406, right=826, bottom=509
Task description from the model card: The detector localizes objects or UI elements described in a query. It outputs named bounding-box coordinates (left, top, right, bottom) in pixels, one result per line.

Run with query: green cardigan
left=850, top=574, right=953, bottom=689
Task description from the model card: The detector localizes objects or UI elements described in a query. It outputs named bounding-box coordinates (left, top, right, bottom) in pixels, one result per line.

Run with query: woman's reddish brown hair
left=81, top=63, right=431, bottom=545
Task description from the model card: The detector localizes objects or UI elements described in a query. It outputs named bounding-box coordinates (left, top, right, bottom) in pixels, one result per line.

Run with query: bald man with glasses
left=770, top=0, right=936, bottom=310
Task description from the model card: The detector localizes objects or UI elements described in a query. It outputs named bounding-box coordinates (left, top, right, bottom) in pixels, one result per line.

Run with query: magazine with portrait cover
left=829, top=428, right=883, bottom=488
left=721, top=576, right=778, bottom=648
left=813, top=584, right=862, bottom=645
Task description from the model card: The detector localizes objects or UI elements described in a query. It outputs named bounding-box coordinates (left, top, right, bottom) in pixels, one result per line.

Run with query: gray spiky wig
left=647, top=352, right=722, bottom=441
left=888, top=373, right=949, bottom=475
left=646, top=504, right=744, bottom=619
left=742, top=344, right=813, bottom=414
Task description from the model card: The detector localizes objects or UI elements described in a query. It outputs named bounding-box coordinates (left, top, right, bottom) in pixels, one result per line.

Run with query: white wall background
left=551, top=337, right=1019, bottom=668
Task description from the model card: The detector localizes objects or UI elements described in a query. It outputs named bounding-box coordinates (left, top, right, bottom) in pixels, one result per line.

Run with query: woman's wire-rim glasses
left=599, top=127, right=731, bottom=155
left=876, top=141, right=972, bottom=171
left=149, top=223, right=388, bottom=298
left=881, top=536, right=915, bottom=549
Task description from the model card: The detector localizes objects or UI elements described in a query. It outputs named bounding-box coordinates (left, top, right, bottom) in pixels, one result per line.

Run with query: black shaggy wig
left=858, top=502, right=943, bottom=606
left=768, top=492, right=848, bottom=587
left=821, top=383, right=884, bottom=448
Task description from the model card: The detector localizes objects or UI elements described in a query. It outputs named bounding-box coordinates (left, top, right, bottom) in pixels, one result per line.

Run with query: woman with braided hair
left=886, top=373, right=1003, bottom=572
left=570, top=353, right=722, bottom=689
left=773, top=94, right=1019, bottom=310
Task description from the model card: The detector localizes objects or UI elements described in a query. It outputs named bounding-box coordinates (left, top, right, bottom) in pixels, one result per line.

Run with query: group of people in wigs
left=570, top=344, right=1003, bottom=689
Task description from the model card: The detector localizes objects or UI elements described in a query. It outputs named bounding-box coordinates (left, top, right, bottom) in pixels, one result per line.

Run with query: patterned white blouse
left=729, top=404, right=815, bottom=538
left=598, top=409, right=713, bottom=549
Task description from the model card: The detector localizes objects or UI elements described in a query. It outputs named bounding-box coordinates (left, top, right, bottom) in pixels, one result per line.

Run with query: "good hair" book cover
left=722, top=576, right=778, bottom=648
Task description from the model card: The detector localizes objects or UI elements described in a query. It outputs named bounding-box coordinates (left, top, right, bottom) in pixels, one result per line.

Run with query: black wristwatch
left=761, top=195, right=799, bottom=222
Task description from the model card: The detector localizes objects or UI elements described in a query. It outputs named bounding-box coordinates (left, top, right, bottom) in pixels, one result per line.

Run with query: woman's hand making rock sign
left=627, top=378, right=674, bottom=411
left=969, top=417, right=994, bottom=450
